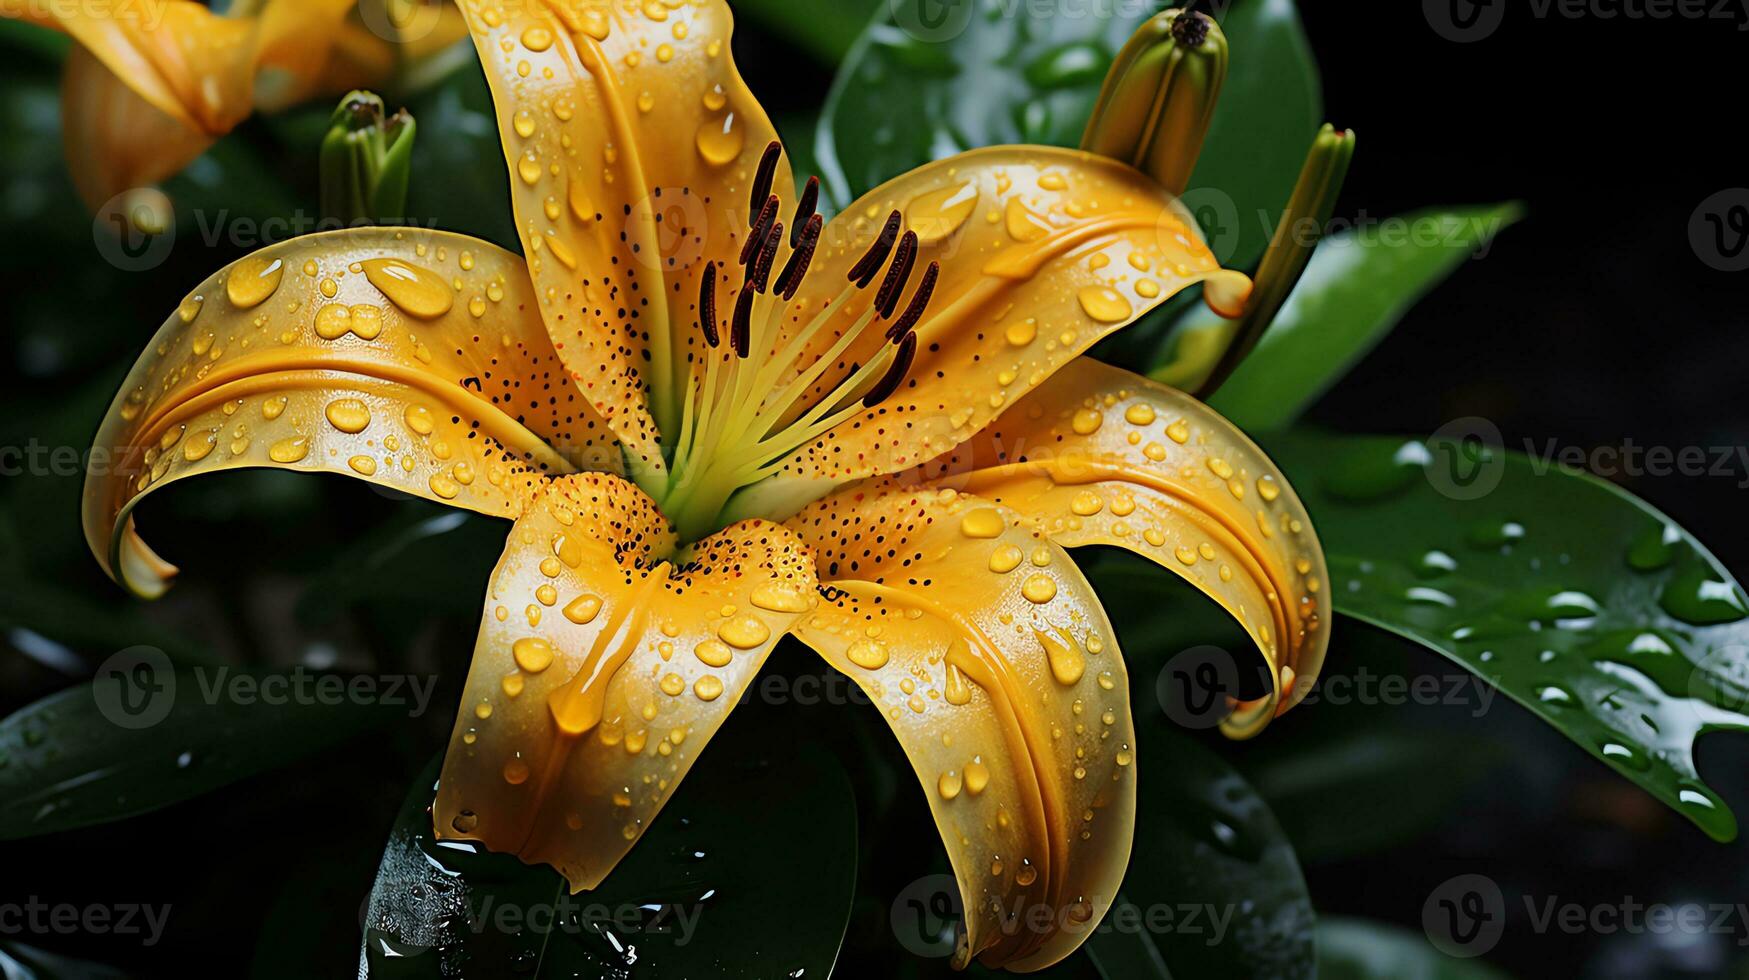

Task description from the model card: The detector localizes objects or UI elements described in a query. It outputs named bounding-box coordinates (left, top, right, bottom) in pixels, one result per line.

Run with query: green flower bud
left=1080, top=8, right=1227, bottom=196
left=320, top=90, right=417, bottom=225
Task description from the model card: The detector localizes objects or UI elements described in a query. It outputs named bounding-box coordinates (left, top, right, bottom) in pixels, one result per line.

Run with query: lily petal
left=762, top=145, right=1251, bottom=499
left=83, top=228, right=621, bottom=598
left=787, top=485, right=1134, bottom=971
left=35, top=2, right=257, bottom=134
left=435, top=472, right=818, bottom=890
left=60, top=45, right=219, bottom=214
left=914, top=358, right=1330, bottom=735
left=457, top=0, right=791, bottom=475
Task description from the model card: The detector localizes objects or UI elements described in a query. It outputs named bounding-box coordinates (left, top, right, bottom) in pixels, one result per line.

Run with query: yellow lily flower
left=79, top=0, right=1330, bottom=969
left=6, top=0, right=465, bottom=212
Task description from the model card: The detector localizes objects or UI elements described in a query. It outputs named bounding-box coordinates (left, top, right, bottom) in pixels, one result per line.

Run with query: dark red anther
left=886, top=261, right=938, bottom=341
left=862, top=331, right=917, bottom=408
left=740, top=194, right=779, bottom=266
left=731, top=286, right=754, bottom=357
left=698, top=261, right=720, bottom=347
left=874, top=230, right=918, bottom=319
left=791, top=177, right=820, bottom=247
left=750, top=141, right=781, bottom=221
left=752, top=219, right=783, bottom=293
left=847, top=210, right=902, bottom=287
left=778, top=212, right=824, bottom=300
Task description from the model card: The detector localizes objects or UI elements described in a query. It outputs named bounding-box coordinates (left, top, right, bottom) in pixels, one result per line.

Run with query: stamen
left=791, top=177, right=820, bottom=247
left=751, top=219, right=783, bottom=294
left=731, top=286, right=754, bottom=357
left=698, top=261, right=720, bottom=347
left=847, top=210, right=902, bottom=287
left=863, top=331, right=917, bottom=408
left=874, top=230, right=919, bottom=319
left=750, top=140, right=781, bottom=220
left=740, top=194, right=779, bottom=266
left=777, top=213, right=824, bottom=300
left=886, top=261, right=939, bottom=341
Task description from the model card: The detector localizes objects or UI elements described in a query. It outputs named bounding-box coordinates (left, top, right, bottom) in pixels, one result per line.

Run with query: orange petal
left=49, top=2, right=259, bottom=135
left=61, top=45, right=217, bottom=213
left=912, top=358, right=1331, bottom=735
left=253, top=1, right=471, bottom=112
left=83, top=229, right=622, bottom=598
left=787, top=485, right=1134, bottom=971
left=763, top=146, right=1251, bottom=494
left=434, top=473, right=818, bottom=890
left=456, top=0, right=791, bottom=474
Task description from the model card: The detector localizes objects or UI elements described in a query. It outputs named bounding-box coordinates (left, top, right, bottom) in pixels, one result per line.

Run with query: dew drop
left=362, top=258, right=454, bottom=319
left=227, top=256, right=284, bottom=310
left=905, top=181, right=979, bottom=245
left=268, top=436, right=309, bottom=463
left=513, top=637, right=555, bottom=673
left=1076, top=286, right=1132, bottom=323
left=695, top=113, right=744, bottom=166
left=324, top=398, right=372, bottom=434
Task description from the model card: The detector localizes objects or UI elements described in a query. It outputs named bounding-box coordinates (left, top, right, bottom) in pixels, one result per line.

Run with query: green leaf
left=1188, top=0, right=1322, bottom=270
left=816, top=0, right=1317, bottom=269
left=816, top=0, right=1162, bottom=208
left=1266, top=430, right=1749, bottom=842
left=0, top=943, right=128, bottom=980
left=1316, top=917, right=1510, bottom=980
left=1201, top=204, right=1521, bottom=430
left=1250, top=725, right=1503, bottom=865
left=0, top=668, right=401, bottom=839
left=1083, top=901, right=1173, bottom=980
left=361, top=718, right=859, bottom=977
left=295, top=508, right=503, bottom=627
left=1122, top=715, right=1315, bottom=980
left=732, top=0, right=878, bottom=63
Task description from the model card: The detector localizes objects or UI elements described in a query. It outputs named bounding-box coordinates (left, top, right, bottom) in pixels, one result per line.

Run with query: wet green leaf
left=1187, top=0, right=1321, bottom=270
left=816, top=0, right=1162, bottom=208
left=733, top=0, right=878, bottom=62
left=1250, top=725, right=1503, bottom=865
left=1317, top=917, right=1510, bottom=980
left=1196, top=204, right=1521, bottom=430
left=296, top=508, right=503, bottom=627
left=0, top=668, right=401, bottom=839
left=1267, top=430, right=1749, bottom=842
left=361, top=714, right=858, bottom=978
left=1121, top=717, right=1316, bottom=980
left=817, top=0, right=1317, bottom=275
left=0, top=942, right=128, bottom=980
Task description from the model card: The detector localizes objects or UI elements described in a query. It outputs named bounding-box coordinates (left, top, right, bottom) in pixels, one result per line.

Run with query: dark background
left=1, top=1, right=1745, bottom=977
